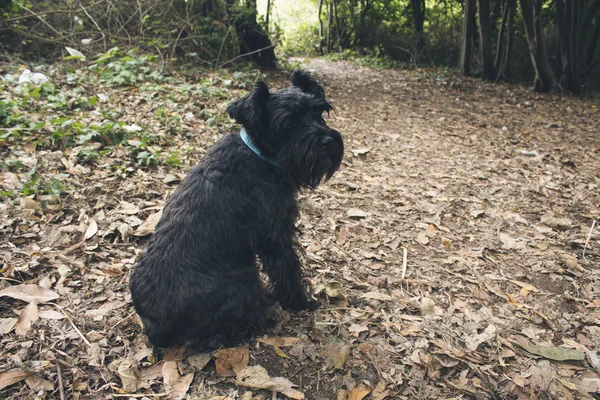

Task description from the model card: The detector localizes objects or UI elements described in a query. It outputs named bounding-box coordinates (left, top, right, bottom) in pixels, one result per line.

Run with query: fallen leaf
left=214, top=346, right=249, bottom=376
left=315, top=281, right=346, bottom=300
left=416, top=231, right=429, bottom=245
left=0, top=284, right=59, bottom=304
left=20, top=198, right=41, bottom=211
left=259, top=337, right=301, bottom=347
left=347, top=208, right=369, bottom=219
left=541, top=215, right=572, bottom=229
left=235, top=365, right=304, bottom=399
left=336, top=225, right=347, bottom=245
left=372, top=381, right=394, bottom=400
left=499, top=233, right=525, bottom=250
left=15, top=302, right=39, bottom=335
left=465, top=324, right=497, bottom=351
left=419, top=297, right=443, bottom=316
left=162, top=361, right=194, bottom=400
left=0, top=370, right=30, bottom=390
left=135, top=210, right=163, bottom=236
left=38, top=310, right=65, bottom=320
left=513, top=342, right=585, bottom=361
left=25, top=375, right=53, bottom=391
left=348, top=383, right=371, bottom=400
left=361, top=291, right=392, bottom=301
left=322, top=342, right=350, bottom=370
left=0, top=318, right=18, bottom=334
left=117, top=358, right=140, bottom=392
left=509, top=280, right=539, bottom=298
left=118, top=201, right=141, bottom=215
left=84, top=219, right=98, bottom=240
left=188, top=353, right=212, bottom=370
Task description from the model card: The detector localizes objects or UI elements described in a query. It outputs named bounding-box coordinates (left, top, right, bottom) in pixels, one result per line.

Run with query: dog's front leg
left=259, top=237, right=319, bottom=312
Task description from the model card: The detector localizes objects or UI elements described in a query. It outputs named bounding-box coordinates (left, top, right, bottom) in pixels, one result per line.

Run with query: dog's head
left=227, top=70, right=344, bottom=189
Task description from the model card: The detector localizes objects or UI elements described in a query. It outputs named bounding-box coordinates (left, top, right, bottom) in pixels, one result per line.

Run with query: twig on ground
left=401, top=247, right=408, bottom=279
left=583, top=220, right=596, bottom=259
left=53, top=304, right=91, bottom=347
left=56, top=363, right=66, bottom=400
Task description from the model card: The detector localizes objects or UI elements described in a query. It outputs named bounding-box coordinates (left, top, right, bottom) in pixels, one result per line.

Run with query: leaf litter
left=1, top=57, right=599, bottom=399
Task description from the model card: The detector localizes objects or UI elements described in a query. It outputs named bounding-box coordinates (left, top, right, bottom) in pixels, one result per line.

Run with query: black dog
left=129, top=70, right=343, bottom=350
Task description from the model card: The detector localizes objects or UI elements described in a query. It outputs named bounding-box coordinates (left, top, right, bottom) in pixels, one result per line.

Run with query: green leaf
left=513, top=342, right=585, bottom=361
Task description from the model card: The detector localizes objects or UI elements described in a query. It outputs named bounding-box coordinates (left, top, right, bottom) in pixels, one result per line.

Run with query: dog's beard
left=278, top=129, right=343, bottom=189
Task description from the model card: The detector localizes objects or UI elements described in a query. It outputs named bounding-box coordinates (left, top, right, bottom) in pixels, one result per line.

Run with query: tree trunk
left=459, top=0, right=477, bottom=76
left=519, top=0, right=553, bottom=92
left=266, top=0, right=271, bottom=32
left=557, top=0, right=582, bottom=93
left=581, top=0, right=600, bottom=66
left=478, top=0, right=497, bottom=80
left=318, top=0, right=324, bottom=53
left=495, top=0, right=515, bottom=78
left=333, top=0, right=341, bottom=51
left=327, top=1, right=332, bottom=53
left=411, top=0, right=425, bottom=55
left=228, top=0, right=276, bottom=70
left=503, top=0, right=516, bottom=77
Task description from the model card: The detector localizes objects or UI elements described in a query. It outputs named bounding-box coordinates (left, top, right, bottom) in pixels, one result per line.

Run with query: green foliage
left=89, top=48, right=166, bottom=87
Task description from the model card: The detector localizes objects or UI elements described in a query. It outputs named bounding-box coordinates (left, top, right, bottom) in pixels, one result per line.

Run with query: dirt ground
left=1, top=58, right=600, bottom=399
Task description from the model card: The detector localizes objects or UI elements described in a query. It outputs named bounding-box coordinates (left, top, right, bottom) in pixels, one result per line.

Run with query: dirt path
left=286, top=59, right=600, bottom=399
left=1, top=57, right=599, bottom=399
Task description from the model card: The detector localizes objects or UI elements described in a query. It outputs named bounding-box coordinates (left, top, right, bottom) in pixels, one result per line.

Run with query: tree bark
left=495, top=0, right=515, bottom=78
left=327, top=0, right=332, bottom=53
left=411, top=0, right=425, bottom=55
left=582, top=0, right=600, bottom=66
left=519, top=0, right=553, bottom=92
left=318, top=0, right=324, bottom=53
left=266, top=0, right=271, bottom=32
left=459, top=0, right=477, bottom=76
left=478, top=0, right=496, bottom=80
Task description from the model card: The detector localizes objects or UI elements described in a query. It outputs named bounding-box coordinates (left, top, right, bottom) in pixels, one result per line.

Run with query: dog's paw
left=282, top=298, right=321, bottom=312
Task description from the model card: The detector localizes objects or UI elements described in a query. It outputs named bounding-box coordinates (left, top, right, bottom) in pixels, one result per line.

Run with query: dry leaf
left=419, top=297, right=443, bottom=316
left=25, top=375, right=53, bottom=391
left=0, top=370, right=30, bottom=390
left=347, top=208, right=369, bottom=219
left=117, top=358, right=140, bottom=392
left=361, top=291, right=392, bottom=301
left=322, top=342, right=350, bottom=370
left=315, top=281, right=346, bottom=300
left=162, top=361, right=194, bottom=400
left=135, top=210, right=163, bottom=236
left=38, top=310, right=65, bottom=320
left=235, top=365, right=304, bottom=399
left=188, top=353, right=212, bottom=370
left=15, top=302, right=39, bottom=335
left=348, top=383, right=371, bottom=400
left=499, top=233, right=525, bottom=250
left=541, top=215, right=572, bottom=229
left=0, top=284, right=59, bottom=304
left=259, top=337, right=301, bottom=347
left=416, top=231, right=429, bottom=245
left=0, top=318, right=18, bottom=334
left=84, top=219, right=98, bottom=240
left=372, top=381, right=394, bottom=400
left=214, top=346, right=249, bottom=376
left=336, top=225, right=347, bottom=245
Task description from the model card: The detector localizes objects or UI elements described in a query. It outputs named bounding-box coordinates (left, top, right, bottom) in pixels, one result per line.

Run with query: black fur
left=129, top=70, right=343, bottom=350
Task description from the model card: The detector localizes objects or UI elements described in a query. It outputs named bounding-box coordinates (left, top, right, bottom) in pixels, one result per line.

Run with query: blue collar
left=240, top=128, right=279, bottom=167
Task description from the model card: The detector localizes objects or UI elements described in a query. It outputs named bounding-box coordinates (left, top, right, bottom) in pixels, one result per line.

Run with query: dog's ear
left=227, top=81, right=270, bottom=131
left=290, top=70, right=325, bottom=99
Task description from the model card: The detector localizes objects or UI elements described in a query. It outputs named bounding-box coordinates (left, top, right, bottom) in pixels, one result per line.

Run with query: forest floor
left=1, top=56, right=600, bottom=400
